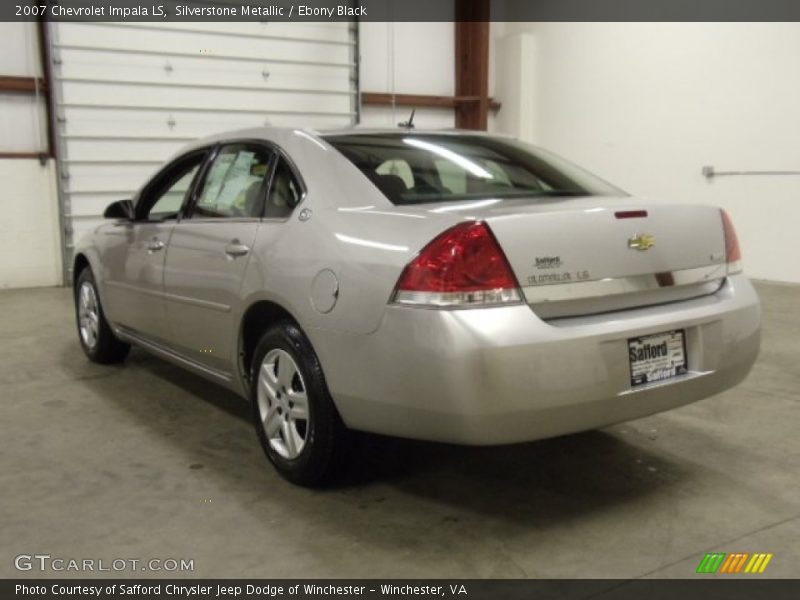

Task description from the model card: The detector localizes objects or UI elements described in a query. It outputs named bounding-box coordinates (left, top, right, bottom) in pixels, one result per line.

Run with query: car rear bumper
left=312, top=274, right=761, bottom=445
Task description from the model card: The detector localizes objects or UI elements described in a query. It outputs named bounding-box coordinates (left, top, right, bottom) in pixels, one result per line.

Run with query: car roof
left=188, top=125, right=505, bottom=145
left=174, top=126, right=514, bottom=160
left=317, top=127, right=502, bottom=137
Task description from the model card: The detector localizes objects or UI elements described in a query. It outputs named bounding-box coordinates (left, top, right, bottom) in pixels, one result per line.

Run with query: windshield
left=325, top=133, right=624, bottom=205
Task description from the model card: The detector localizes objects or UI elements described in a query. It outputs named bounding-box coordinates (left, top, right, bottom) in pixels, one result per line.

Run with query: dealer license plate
left=628, top=330, right=688, bottom=387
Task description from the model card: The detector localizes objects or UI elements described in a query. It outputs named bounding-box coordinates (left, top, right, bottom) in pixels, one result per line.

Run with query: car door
left=161, top=143, right=275, bottom=375
left=102, top=150, right=207, bottom=343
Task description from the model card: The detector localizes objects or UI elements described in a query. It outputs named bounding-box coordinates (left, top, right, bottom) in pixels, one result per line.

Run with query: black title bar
left=5, top=580, right=800, bottom=600
left=6, top=0, right=800, bottom=22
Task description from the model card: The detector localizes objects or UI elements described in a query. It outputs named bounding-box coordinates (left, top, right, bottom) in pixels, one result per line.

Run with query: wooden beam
left=0, top=75, right=48, bottom=94
left=37, top=17, right=56, bottom=158
left=362, top=92, right=460, bottom=109
left=459, top=96, right=502, bottom=111
left=362, top=92, right=501, bottom=111
left=455, top=0, right=491, bottom=130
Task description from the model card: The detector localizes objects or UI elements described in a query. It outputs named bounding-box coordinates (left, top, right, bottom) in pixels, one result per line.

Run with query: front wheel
left=74, top=267, right=130, bottom=364
left=251, top=321, right=350, bottom=486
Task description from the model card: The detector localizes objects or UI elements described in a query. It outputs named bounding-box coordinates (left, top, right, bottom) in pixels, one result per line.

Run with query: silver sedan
left=73, top=128, right=761, bottom=485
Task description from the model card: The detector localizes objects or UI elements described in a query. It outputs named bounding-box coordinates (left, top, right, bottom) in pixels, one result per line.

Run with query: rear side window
left=376, top=159, right=414, bottom=189
left=265, top=158, right=303, bottom=219
left=325, top=134, right=623, bottom=205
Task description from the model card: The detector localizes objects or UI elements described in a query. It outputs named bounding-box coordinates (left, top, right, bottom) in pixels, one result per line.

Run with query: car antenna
left=398, top=109, right=416, bottom=129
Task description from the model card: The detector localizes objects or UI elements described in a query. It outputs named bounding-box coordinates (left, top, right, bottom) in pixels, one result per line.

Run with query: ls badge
left=628, top=233, right=656, bottom=251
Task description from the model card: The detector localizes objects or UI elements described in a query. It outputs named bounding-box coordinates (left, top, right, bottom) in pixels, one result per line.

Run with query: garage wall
left=358, top=22, right=455, bottom=129
left=495, top=22, right=800, bottom=284
left=1, top=20, right=455, bottom=290
left=0, top=22, right=62, bottom=289
left=50, top=21, right=358, bottom=280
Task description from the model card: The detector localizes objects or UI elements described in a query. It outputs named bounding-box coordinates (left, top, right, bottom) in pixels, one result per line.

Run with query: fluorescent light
left=403, top=138, right=494, bottom=179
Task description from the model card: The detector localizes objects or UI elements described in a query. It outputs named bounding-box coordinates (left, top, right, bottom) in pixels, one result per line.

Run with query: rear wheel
left=74, top=267, right=130, bottom=364
left=251, top=321, right=350, bottom=486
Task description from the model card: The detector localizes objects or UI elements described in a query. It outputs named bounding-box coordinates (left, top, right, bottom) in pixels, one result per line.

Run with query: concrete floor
left=0, top=281, right=798, bottom=579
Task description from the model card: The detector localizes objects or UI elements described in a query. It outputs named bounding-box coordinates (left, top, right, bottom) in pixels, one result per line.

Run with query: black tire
left=250, top=321, right=351, bottom=486
left=74, top=267, right=130, bottom=364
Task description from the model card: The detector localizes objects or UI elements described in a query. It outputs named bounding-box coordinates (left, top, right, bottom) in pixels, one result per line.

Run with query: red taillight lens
left=393, top=221, right=521, bottom=307
left=721, top=209, right=742, bottom=274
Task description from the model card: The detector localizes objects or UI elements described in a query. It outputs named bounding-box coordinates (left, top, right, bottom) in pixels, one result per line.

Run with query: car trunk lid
left=480, top=201, right=727, bottom=319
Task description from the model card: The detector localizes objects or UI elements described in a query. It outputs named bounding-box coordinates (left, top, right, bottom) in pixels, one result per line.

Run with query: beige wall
left=0, top=22, right=62, bottom=289
left=358, top=22, right=456, bottom=129
left=494, top=23, right=800, bottom=283
left=0, top=160, right=62, bottom=288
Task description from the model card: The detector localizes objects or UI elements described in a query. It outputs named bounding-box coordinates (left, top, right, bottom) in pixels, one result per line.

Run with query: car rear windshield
left=325, top=133, right=624, bottom=205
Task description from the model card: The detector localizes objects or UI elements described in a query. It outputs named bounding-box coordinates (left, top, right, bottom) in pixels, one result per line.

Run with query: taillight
left=721, top=209, right=742, bottom=275
left=392, top=221, right=522, bottom=307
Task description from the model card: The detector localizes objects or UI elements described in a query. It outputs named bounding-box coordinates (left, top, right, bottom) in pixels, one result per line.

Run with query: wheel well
left=72, top=254, right=90, bottom=288
left=239, top=301, right=298, bottom=385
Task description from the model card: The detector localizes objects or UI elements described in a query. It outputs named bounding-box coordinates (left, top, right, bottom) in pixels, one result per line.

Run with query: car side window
left=139, top=154, right=205, bottom=221
left=434, top=159, right=465, bottom=194
left=265, top=158, right=303, bottom=219
left=376, top=159, right=414, bottom=189
left=191, top=145, right=271, bottom=219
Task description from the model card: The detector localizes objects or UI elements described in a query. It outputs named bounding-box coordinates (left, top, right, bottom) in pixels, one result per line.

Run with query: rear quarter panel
left=238, top=130, right=460, bottom=337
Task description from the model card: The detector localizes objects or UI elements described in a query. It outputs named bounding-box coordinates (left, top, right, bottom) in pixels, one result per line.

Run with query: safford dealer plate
left=628, top=330, right=688, bottom=387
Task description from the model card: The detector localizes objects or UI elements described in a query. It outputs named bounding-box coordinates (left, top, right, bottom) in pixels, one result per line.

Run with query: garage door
left=46, top=21, right=359, bottom=283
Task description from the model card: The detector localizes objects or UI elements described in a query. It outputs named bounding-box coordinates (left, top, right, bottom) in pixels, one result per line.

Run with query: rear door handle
left=147, top=240, right=165, bottom=253
left=224, top=241, right=250, bottom=258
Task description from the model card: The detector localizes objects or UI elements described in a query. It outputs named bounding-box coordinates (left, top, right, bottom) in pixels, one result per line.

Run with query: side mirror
left=103, top=199, right=134, bottom=220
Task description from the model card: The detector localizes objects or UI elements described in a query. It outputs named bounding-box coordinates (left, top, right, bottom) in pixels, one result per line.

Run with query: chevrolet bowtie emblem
left=628, top=233, right=656, bottom=251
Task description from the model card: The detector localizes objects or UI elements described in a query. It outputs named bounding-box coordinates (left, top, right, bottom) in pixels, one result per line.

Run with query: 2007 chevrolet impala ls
left=73, top=128, right=760, bottom=485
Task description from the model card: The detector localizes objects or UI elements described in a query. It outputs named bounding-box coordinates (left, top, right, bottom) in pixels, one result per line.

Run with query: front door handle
left=147, top=239, right=165, bottom=253
left=224, top=241, right=250, bottom=258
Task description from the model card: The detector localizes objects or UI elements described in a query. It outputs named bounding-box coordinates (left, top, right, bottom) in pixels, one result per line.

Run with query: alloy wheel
left=256, top=349, right=310, bottom=460
left=78, top=282, right=100, bottom=350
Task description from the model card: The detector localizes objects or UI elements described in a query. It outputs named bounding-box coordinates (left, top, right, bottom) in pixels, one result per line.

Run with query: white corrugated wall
left=48, top=20, right=358, bottom=281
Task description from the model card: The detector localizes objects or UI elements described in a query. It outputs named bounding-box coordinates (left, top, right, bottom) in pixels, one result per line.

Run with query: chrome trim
left=617, top=370, right=714, bottom=396
left=105, top=280, right=162, bottom=298
left=393, top=289, right=522, bottom=308
left=163, top=292, right=231, bottom=313
left=105, top=280, right=231, bottom=312
left=114, top=326, right=232, bottom=383
left=627, top=233, right=655, bottom=251
left=522, top=264, right=727, bottom=305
